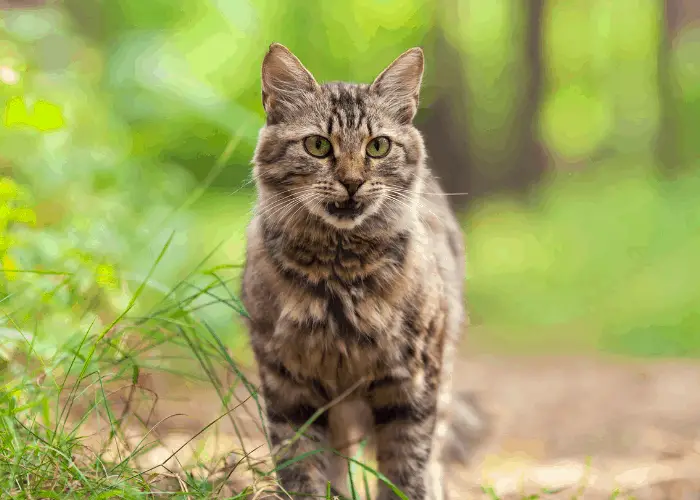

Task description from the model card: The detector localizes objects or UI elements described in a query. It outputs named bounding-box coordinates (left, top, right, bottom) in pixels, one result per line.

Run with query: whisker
left=253, top=187, right=321, bottom=218
left=280, top=194, right=324, bottom=234
left=384, top=184, right=470, bottom=197
left=259, top=190, right=321, bottom=226
left=382, top=189, right=446, bottom=228
left=424, top=191, right=470, bottom=196
left=270, top=192, right=319, bottom=223
left=264, top=192, right=320, bottom=225
left=254, top=195, right=297, bottom=219
left=383, top=194, right=426, bottom=222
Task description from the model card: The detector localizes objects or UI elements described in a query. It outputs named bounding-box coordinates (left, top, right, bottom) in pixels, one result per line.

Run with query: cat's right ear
left=261, top=43, right=318, bottom=121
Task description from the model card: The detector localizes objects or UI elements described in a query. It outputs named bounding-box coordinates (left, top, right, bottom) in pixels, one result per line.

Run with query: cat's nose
left=340, top=180, right=364, bottom=197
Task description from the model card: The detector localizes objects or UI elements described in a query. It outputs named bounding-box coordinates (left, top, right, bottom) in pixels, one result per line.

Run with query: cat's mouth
left=325, top=199, right=364, bottom=219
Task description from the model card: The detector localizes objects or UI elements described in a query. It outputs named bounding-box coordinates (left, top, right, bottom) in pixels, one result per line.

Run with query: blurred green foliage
left=1, top=0, right=699, bottom=360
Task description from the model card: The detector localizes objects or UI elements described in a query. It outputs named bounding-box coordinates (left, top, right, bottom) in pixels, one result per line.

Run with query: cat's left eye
left=366, top=136, right=391, bottom=158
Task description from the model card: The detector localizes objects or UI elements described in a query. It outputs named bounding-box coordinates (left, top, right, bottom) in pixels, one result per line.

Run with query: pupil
left=373, top=140, right=379, bottom=150
left=315, top=138, right=322, bottom=150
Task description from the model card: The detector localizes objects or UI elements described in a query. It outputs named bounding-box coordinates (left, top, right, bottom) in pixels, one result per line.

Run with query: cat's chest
left=280, top=278, right=400, bottom=337
left=269, top=282, right=405, bottom=388
left=277, top=230, right=409, bottom=285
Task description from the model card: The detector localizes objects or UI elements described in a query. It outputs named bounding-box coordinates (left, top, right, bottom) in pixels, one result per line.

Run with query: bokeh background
left=2, top=0, right=700, bottom=364
left=3, top=1, right=700, bottom=498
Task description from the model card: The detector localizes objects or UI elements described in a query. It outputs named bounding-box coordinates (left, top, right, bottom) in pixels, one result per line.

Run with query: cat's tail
left=442, top=390, right=491, bottom=464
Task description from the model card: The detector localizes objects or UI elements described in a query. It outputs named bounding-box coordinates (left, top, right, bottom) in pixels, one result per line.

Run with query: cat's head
left=253, top=43, right=426, bottom=231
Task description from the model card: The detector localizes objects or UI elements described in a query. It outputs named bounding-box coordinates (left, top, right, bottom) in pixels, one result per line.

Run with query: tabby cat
left=241, top=43, right=466, bottom=500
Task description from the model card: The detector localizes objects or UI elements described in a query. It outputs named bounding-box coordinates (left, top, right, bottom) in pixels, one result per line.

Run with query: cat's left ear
left=370, top=47, right=424, bottom=124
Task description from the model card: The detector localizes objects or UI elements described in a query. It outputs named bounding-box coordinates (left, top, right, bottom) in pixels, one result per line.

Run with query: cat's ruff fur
left=241, top=43, right=466, bottom=500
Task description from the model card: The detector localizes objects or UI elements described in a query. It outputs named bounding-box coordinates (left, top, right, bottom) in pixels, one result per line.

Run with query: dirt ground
left=80, top=353, right=700, bottom=499
left=445, top=355, right=700, bottom=499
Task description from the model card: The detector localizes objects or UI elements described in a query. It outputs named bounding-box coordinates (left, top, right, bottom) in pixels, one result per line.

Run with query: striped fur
left=241, top=43, right=466, bottom=499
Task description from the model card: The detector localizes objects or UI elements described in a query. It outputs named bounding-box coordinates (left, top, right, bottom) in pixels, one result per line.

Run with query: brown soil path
left=445, top=355, right=700, bottom=498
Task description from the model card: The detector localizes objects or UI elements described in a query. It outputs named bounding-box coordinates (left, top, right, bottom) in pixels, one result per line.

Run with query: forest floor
left=72, top=350, right=700, bottom=499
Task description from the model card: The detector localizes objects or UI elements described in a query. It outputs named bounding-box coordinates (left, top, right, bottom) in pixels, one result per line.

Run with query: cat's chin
left=320, top=213, right=367, bottom=231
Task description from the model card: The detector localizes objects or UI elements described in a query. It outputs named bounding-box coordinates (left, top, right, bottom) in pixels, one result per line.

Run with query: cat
left=241, top=43, right=466, bottom=499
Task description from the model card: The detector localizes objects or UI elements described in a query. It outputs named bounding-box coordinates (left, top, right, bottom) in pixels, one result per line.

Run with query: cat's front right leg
left=258, top=362, right=335, bottom=499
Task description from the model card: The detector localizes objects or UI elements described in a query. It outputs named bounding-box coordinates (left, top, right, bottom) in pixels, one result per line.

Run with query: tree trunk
left=417, top=7, right=473, bottom=210
left=657, top=0, right=700, bottom=173
left=509, top=0, right=547, bottom=194
left=419, top=0, right=547, bottom=207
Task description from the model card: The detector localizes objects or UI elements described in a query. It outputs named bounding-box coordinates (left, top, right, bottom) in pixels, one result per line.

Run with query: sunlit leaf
left=0, top=178, right=19, bottom=199
left=10, top=207, right=36, bottom=225
left=2, top=253, right=19, bottom=281
left=4, top=95, right=65, bottom=131
left=96, top=263, right=118, bottom=289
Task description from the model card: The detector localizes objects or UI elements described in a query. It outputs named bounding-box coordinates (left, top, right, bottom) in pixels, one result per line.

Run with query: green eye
left=303, top=135, right=332, bottom=158
left=366, top=136, right=391, bottom=158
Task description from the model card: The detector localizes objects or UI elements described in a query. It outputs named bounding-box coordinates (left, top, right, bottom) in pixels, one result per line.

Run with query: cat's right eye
left=303, top=135, right=332, bottom=158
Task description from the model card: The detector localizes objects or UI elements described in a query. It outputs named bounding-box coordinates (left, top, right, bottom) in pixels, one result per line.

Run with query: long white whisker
left=384, top=184, right=469, bottom=197
left=269, top=192, right=322, bottom=225
left=422, top=191, right=470, bottom=196
left=264, top=192, right=320, bottom=227
left=382, top=192, right=429, bottom=226
left=382, top=189, right=445, bottom=228
left=260, top=190, right=322, bottom=228
left=280, top=193, right=324, bottom=234
left=254, top=187, right=321, bottom=218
